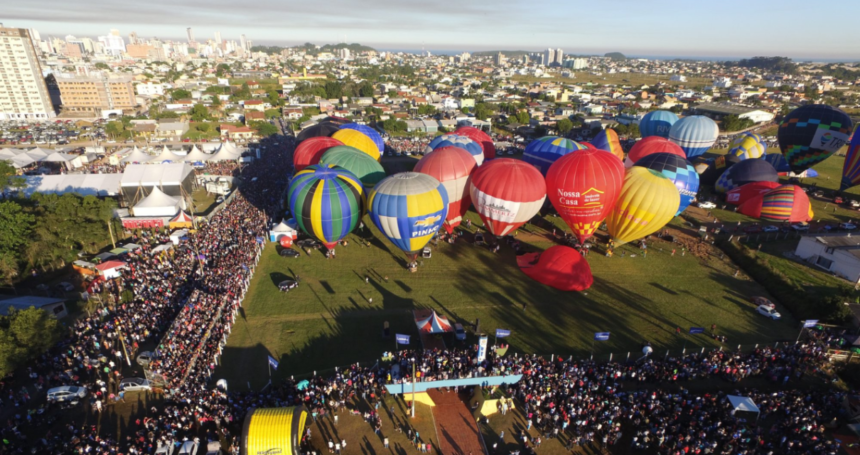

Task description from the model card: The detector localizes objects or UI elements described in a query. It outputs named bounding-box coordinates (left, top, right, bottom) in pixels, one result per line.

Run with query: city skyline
left=4, top=0, right=860, bottom=61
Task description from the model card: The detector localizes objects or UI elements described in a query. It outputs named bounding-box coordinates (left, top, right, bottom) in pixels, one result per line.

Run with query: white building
left=794, top=233, right=860, bottom=284
left=135, top=82, right=165, bottom=96
left=670, top=75, right=687, bottom=82
left=0, top=27, right=56, bottom=121
left=98, top=29, right=126, bottom=56
left=714, top=77, right=733, bottom=88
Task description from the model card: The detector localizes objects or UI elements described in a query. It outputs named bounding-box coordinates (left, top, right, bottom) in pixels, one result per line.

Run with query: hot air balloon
left=287, top=164, right=365, bottom=249
left=592, top=128, right=624, bottom=161
left=668, top=115, right=719, bottom=159
left=523, top=136, right=588, bottom=175
left=332, top=128, right=381, bottom=161
left=606, top=167, right=680, bottom=245
left=546, top=149, right=624, bottom=243
left=779, top=104, right=853, bottom=173
left=319, top=146, right=386, bottom=189
left=470, top=159, right=546, bottom=236
left=455, top=126, right=496, bottom=160
left=698, top=155, right=741, bottom=186
left=296, top=121, right=341, bottom=143
left=633, top=153, right=700, bottom=215
left=715, top=159, right=778, bottom=193
left=368, top=173, right=448, bottom=262
left=517, top=246, right=593, bottom=291
left=730, top=135, right=767, bottom=160
left=425, top=134, right=484, bottom=166
left=339, top=124, right=385, bottom=155
left=737, top=184, right=813, bottom=223
left=731, top=132, right=766, bottom=150
left=413, top=146, right=477, bottom=234
left=840, top=127, right=860, bottom=191
left=725, top=181, right=781, bottom=206
left=763, top=152, right=791, bottom=173
left=626, top=137, right=685, bottom=168
left=639, top=110, right=679, bottom=138
left=293, top=137, right=343, bottom=171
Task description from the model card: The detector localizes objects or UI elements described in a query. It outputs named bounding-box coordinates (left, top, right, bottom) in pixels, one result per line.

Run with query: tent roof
left=271, top=221, right=297, bottom=233
left=42, top=152, right=77, bottom=162
left=22, top=173, right=122, bottom=197
left=120, top=147, right=154, bottom=163
left=120, top=163, right=193, bottom=187
left=8, top=155, right=36, bottom=168
left=727, top=395, right=760, bottom=414
left=170, top=211, right=193, bottom=223
left=26, top=147, right=52, bottom=158
left=135, top=187, right=180, bottom=209
left=95, top=260, right=127, bottom=271
left=208, top=147, right=243, bottom=162
left=414, top=310, right=453, bottom=333
left=182, top=146, right=214, bottom=162
left=152, top=147, right=182, bottom=163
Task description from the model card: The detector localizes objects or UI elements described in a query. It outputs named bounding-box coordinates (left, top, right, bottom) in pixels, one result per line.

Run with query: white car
left=697, top=201, right=717, bottom=210
left=791, top=224, right=809, bottom=231
left=762, top=226, right=779, bottom=233
left=756, top=304, right=781, bottom=320
left=119, top=378, right=151, bottom=392
left=136, top=351, right=154, bottom=366
left=839, top=223, right=857, bottom=230
left=47, top=386, right=87, bottom=403
left=454, top=323, right=466, bottom=341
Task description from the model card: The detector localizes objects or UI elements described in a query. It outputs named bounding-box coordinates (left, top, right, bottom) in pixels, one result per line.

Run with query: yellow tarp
left=402, top=392, right=435, bottom=407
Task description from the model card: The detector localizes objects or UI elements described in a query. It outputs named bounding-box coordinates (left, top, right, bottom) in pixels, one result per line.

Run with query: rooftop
left=693, top=103, right=763, bottom=115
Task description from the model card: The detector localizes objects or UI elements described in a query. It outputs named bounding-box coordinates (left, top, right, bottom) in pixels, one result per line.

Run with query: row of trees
left=0, top=307, right=61, bottom=377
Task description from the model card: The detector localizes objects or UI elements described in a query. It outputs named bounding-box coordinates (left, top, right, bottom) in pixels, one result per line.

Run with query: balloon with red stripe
left=469, top=159, right=546, bottom=236
left=413, top=146, right=477, bottom=234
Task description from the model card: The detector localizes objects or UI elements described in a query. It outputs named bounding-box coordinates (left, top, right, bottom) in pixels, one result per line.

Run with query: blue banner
left=689, top=327, right=705, bottom=334
left=803, top=319, right=819, bottom=328
left=495, top=329, right=511, bottom=338
left=268, top=355, right=279, bottom=370
left=594, top=332, right=610, bottom=341
left=395, top=334, right=410, bottom=345
left=256, top=236, right=265, bottom=244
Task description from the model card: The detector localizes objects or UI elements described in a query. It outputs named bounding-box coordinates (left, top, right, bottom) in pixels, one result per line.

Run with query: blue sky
left=5, top=0, right=859, bottom=60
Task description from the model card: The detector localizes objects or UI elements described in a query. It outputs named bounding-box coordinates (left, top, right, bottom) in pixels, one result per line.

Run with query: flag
left=495, top=329, right=511, bottom=338
left=197, top=254, right=207, bottom=260
left=395, top=334, right=410, bottom=345
left=803, top=319, right=819, bottom=328
left=268, top=355, right=279, bottom=370
left=689, top=327, right=705, bottom=334
left=594, top=332, right=610, bottom=341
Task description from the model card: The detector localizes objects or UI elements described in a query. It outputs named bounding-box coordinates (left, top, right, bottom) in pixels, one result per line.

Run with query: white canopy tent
left=22, top=174, right=123, bottom=197
left=727, top=395, right=760, bottom=419
left=269, top=220, right=299, bottom=242
left=132, top=187, right=181, bottom=217
left=121, top=146, right=154, bottom=164
left=151, top=146, right=183, bottom=163
left=182, top=145, right=213, bottom=163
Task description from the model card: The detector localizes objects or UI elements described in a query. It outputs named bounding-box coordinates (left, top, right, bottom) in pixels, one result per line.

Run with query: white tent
left=727, top=395, right=760, bottom=418
left=23, top=173, right=122, bottom=197
left=121, top=163, right=193, bottom=188
left=8, top=154, right=36, bottom=169
left=132, top=187, right=181, bottom=217
left=269, top=220, right=298, bottom=242
left=26, top=147, right=52, bottom=160
left=152, top=147, right=182, bottom=163
left=182, top=145, right=213, bottom=163
left=121, top=146, right=154, bottom=164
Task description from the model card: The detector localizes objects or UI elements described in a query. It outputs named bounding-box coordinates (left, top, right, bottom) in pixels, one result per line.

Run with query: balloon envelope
left=293, top=136, right=343, bottom=171
left=287, top=164, right=365, bottom=249
left=715, top=159, right=778, bottom=193
left=639, top=110, right=679, bottom=138
left=470, top=159, right=547, bottom=236
left=368, top=172, right=448, bottom=254
left=730, top=135, right=766, bottom=160
left=626, top=137, right=686, bottom=168
left=779, top=104, right=853, bottom=173
left=737, top=184, right=813, bottom=223
left=634, top=153, right=700, bottom=215
left=425, top=134, right=484, bottom=166
left=698, top=155, right=740, bottom=186
left=523, top=136, right=587, bottom=175
left=668, top=115, right=719, bottom=159
left=319, top=146, right=386, bottom=189
left=296, top=121, right=341, bottom=143
left=725, top=181, right=781, bottom=206
left=763, top=152, right=791, bottom=173
left=517, top=246, right=593, bottom=291
left=546, top=149, right=624, bottom=243
left=606, top=167, right=680, bottom=245
left=413, top=146, right=477, bottom=234
left=592, top=129, right=624, bottom=161
left=332, top=128, right=381, bottom=161
left=841, top=127, right=860, bottom=191
left=455, top=126, right=496, bottom=160
left=339, top=123, right=385, bottom=155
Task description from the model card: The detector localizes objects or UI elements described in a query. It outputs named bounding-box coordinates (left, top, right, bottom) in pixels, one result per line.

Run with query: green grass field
left=219, top=208, right=800, bottom=388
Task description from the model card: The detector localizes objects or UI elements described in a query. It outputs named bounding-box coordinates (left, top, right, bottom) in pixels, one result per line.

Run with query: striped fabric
left=368, top=173, right=449, bottom=253
left=760, top=185, right=797, bottom=221
left=287, top=164, right=364, bottom=248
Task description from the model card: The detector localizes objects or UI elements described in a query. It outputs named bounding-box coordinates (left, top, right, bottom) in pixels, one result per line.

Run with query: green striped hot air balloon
left=319, top=146, right=386, bottom=189
left=287, top=164, right=365, bottom=249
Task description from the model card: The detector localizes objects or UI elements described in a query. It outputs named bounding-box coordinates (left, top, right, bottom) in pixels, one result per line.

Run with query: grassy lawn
left=757, top=239, right=853, bottom=296
left=191, top=188, right=218, bottom=215
left=219, top=208, right=799, bottom=388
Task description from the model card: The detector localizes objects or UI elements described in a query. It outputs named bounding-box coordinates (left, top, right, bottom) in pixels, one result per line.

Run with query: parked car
left=454, top=323, right=466, bottom=341
left=279, top=248, right=300, bottom=258
left=697, top=201, right=717, bottom=210
left=762, top=225, right=779, bottom=233
left=136, top=351, right=154, bottom=367
left=119, top=378, right=151, bottom=392
left=743, top=224, right=762, bottom=234
left=834, top=196, right=844, bottom=204
left=56, top=281, right=74, bottom=292
left=47, top=386, right=87, bottom=403
left=839, top=222, right=857, bottom=230
left=790, top=223, right=809, bottom=231
left=756, top=304, right=781, bottom=320
left=850, top=200, right=860, bottom=208
left=278, top=280, right=298, bottom=292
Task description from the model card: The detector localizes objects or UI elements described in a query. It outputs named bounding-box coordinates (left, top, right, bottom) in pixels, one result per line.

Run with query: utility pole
left=411, top=359, right=416, bottom=418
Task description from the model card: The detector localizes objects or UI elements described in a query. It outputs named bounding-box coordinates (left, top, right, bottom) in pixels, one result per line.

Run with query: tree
left=0, top=307, right=60, bottom=377
left=516, top=111, right=530, bottom=125
left=417, top=105, right=437, bottom=116
left=105, top=121, right=124, bottom=139
left=557, top=118, right=573, bottom=135
left=0, top=201, right=33, bottom=261
left=215, top=63, right=231, bottom=78
left=251, top=121, right=278, bottom=137
left=358, top=82, right=375, bottom=98
left=171, top=89, right=192, bottom=100
left=722, top=115, right=754, bottom=132
left=265, top=109, right=281, bottom=119
left=0, top=161, right=23, bottom=193
left=94, top=62, right=110, bottom=70
left=474, top=103, right=492, bottom=121
left=189, top=104, right=210, bottom=122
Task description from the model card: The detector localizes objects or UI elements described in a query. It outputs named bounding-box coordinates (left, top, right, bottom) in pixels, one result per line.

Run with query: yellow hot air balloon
left=332, top=129, right=381, bottom=161
left=606, top=167, right=680, bottom=245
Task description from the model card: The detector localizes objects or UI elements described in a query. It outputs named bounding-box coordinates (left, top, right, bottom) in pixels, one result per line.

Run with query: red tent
left=517, top=246, right=593, bottom=291
left=414, top=310, right=453, bottom=333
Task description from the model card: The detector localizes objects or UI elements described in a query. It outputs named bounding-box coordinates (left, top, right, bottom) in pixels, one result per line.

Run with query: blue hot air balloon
left=634, top=153, right=700, bottom=215
left=425, top=134, right=484, bottom=166
left=779, top=104, right=853, bottom=173
left=763, top=153, right=791, bottom=173
left=639, top=110, right=679, bottom=138
left=339, top=123, right=385, bottom=155
left=668, top=115, right=719, bottom=159
left=715, top=159, right=779, bottom=193
left=522, top=136, right=588, bottom=175
left=841, top=127, right=860, bottom=191
left=287, top=164, right=365, bottom=249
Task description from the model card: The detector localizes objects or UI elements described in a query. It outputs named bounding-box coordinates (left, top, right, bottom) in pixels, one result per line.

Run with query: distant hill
left=736, top=56, right=797, bottom=74
left=604, top=52, right=626, bottom=61
left=472, top=50, right=531, bottom=57
left=251, top=42, right=377, bottom=55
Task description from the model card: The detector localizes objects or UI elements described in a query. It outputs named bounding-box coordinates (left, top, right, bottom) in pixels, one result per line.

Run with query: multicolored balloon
left=779, top=104, right=853, bottom=173
left=730, top=135, right=766, bottom=160
left=698, top=155, right=741, bottom=186
left=725, top=181, right=781, bottom=206
left=293, top=137, right=343, bottom=171
left=455, top=126, right=496, bottom=160
left=296, top=121, right=341, bottom=144
left=546, top=149, right=624, bottom=243
left=606, top=167, right=680, bottom=245
left=368, top=173, right=448, bottom=256
left=737, top=184, right=813, bottom=223
left=840, top=126, right=860, bottom=191
left=287, top=164, right=365, bottom=249
left=413, top=146, right=477, bottom=234
left=339, top=124, right=385, bottom=156
left=318, top=146, right=386, bottom=189
left=715, top=159, right=779, bottom=193
left=633, top=153, right=699, bottom=215
left=626, top=137, right=686, bottom=168
left=592, top=129, right=624, bottom=162
left=668, top=115, right=719, bottom=159
left=763, top=152, right=791, bottom=173
left=425, top=134, right=484, bottom=166
left=332, top=128, right=381, bottom=161
left=523, top=136, right=587, bottom=175
left=470, top=159, right=546, bottom=236
left=639, top=110, right=679, bottom=138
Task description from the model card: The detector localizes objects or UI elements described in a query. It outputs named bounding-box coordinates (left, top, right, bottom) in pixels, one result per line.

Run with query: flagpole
left=411, top=360, right=416, bottom=418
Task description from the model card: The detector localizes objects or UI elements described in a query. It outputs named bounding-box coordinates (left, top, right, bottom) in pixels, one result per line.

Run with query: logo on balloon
left=414, top=215, right=442, bottom=228
left=820, top=132, right=833, bottom=145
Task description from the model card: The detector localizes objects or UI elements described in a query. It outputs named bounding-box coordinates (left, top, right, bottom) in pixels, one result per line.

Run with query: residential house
left=156, top=122, right=189, bottom=141
left=220, top=124, right=256, bottom=142
left=244, top=111, right=265, bottom=125
left=794, top=233, right=860, bottom=283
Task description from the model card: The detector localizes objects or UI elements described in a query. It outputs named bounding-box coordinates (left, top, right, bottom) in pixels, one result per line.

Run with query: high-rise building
left=0, top=27, right=56, bottom=120
left=98, top=29, right=125, bottom=56
left=54, top=72, right=136, bottom=115
left=544, top=48, right=555, bottom=67
left=494, top=52, right=507, bottom=66
left=214, top=31, right=222, bottom=46
left=186, top=27, right=194, bottom=43
left=128, top=31, right=139, bottom=45
left=555, top=48, right=564, bottom=65
left=240, top=34, right=247, bottom=51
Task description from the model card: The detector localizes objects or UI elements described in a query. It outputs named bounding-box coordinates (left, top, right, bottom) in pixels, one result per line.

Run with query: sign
left=689, top=327, right=705, bottom=334
left=594, top=332, right=610, bottom=341
left=395, top=334, right=410, bottom=345
left=267, top=355, right=279, bottom=371
left=477, top=335, right=488, bottom=362
left=803, top=319, right=819, bottom=328
left=495, top=329, right=511, bottom=338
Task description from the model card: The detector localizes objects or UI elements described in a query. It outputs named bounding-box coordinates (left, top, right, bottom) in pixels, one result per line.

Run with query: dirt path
left=428, top=389, right=486, bottom=455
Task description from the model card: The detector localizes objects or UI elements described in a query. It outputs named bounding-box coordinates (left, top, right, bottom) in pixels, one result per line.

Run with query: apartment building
left=55, top=72, right=136, bottom=115
left=0, top=27, right=56, bottom=120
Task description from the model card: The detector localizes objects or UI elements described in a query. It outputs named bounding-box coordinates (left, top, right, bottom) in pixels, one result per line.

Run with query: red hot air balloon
left=737, top=184, right=813, bottom=223
left=517, top=245, right=593, bottom=291
left=546, top=149, right=624, bottom=243
left=413, top=146, right=477, bottom=234
left=293, top=136, right=343, bottom=171
left=470, top=159, right=546, bottom=236
left=725, top=181, right=781, bottom=206
left=455, top=126, right=496, bottom=160
left=625, top=137, right=685, bottom=168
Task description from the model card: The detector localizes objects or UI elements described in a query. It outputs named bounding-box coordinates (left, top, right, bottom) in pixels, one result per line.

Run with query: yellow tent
left=243, top=406, right=307, bottom=455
